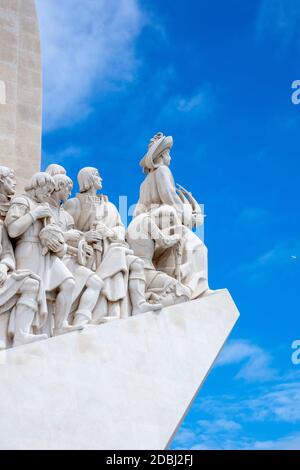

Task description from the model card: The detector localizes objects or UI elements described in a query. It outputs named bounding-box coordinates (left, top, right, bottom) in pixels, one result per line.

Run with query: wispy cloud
left=196, top=381, right=300, bottom=425
left=256, top=0, right=300, bottom=51
left=42, top=146, right=90, bottom=170
left=216, top=339, right=277, bottom=382
left=36, top=0, right=145, bottom=131
left=172, top=377, right=300, bottom=449
left=231, top=240, right=300, bottom=282
left=253, top=432, right=300, bottom=450
left=159, top=84, right=215, bottom=124
left=172, top=338, right=300, bottom=450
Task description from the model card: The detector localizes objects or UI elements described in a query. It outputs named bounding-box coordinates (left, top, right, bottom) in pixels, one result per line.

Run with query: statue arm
left=104, top=203, right=126, bottom=241
left=112, top=210, right=126, bottom=240
left=5, top=199, right=35, bottom=239
left=141, top=214, right=179, bottom=247
left=64, top=198, right=80, bottom=228
left=156, top=166, right=184, bottom=211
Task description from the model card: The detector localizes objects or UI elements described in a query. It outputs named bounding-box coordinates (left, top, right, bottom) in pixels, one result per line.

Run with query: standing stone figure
left=5, top=172, right=83, bottom=335
left=134, top=133, right=209, bottom=299
left=0, top=166, right=47, bottom=348
left=48, top=173, right=104, bottom=326
left=64, top=167, right=162, bottom=319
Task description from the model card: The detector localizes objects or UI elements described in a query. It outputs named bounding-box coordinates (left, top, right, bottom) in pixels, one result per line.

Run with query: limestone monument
left=0, top=0, right=42, bottom=194
left=0, top=0, right=239, bottom=450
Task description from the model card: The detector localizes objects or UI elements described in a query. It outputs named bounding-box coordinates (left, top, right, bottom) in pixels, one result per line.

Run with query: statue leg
left=53, top=278, right=84, bottom=335
left=73, top=275, right=104, bottom=326
left=128, top=257, right=162, bottom=316
left=13, top=278, right=48, bottom=347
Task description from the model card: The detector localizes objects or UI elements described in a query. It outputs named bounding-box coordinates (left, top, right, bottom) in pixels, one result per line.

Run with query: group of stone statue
left=0, top=133, right=209, bottom=349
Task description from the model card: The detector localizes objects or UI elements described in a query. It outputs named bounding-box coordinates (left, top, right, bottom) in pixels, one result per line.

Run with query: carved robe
left=5, top=195, right=74, bottom=297
left=47, top=198, right=100, bottom=309
left=65, top=193, right=143, bottom=318
left=0, top=198, right=46, bottom=347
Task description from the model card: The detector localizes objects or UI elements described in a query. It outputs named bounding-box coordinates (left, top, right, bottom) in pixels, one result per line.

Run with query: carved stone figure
left=134, top=133, right=209, bottom=299
left=127, top=205, right=191, bottom=307
left=48, top=173, right=104, bottom=326
left=0, top=166, right=47, bottom=348
left=5, top=172, right=83, bottom=335
left=64, top=167, right=162, bottom=319
left=45, top=164, right=67, bottom=177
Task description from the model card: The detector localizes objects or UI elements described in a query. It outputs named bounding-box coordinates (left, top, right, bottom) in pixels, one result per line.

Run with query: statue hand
left=65, top=229, right=82, bottom=243
left=164, top=234, right=181, bottom=246
left=85, top=230, right=103, bottom=244
left=82, top=243, right=94, bottom=258
left=31, top=204, right=52, bottom=221
left=192, top=212, right=204, bottom=227
left=47, top=238, right=65, bottom=253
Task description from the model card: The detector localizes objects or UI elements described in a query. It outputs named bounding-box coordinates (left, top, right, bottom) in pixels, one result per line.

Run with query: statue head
left=52, top=174, right=73, bottom=203
left=78, top=167, right=102, bottom=193
left=45, top=164, right=67, bottom=177
left=0, top=166, right=16, bottom=198
left=25, top=172, right=55, bottom=203
left=140, top=133, right=173, bottom=172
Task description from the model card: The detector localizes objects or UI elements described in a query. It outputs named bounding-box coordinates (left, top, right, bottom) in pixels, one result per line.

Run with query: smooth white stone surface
left=0, top=289, right=239, bottom=450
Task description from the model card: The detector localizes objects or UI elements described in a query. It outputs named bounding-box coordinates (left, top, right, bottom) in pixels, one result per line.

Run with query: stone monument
left=0, top=0, right=42, bottom=194
left=0, top=1, right=239, bottom=450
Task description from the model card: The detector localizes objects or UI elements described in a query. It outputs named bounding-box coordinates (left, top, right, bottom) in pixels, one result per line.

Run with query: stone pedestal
left=0, top=0, right=42, bottom=193
left=0, top=289, right=239, bottom=450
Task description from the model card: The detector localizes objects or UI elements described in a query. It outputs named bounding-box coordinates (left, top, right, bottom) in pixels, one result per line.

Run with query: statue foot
left=96, top=316, right=120, bottom=324
left=73, top=314, right=90, bottom=327
left=199, top=288, right=216, bottom=298
left=53, top=324, right=85, bottom=336
left=132, top=302, right=162, bottom=316
left=13, top=333, right=48, bottom=348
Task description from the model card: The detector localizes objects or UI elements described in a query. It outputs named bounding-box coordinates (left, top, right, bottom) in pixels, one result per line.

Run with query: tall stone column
left=0, top=0, right=42, bottom=193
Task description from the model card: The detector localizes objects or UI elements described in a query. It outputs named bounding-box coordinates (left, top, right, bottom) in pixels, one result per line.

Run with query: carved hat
left=139, top=132, right=173, bottom=171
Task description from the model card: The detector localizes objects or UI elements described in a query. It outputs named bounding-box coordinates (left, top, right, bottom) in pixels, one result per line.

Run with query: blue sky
left=36, top=0, right=300, bottom=449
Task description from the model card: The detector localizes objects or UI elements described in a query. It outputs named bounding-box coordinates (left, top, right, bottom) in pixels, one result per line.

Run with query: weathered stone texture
left=0, top=0, right=42, bottom=193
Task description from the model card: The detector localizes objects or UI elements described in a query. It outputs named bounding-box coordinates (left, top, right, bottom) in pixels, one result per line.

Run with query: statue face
left=60, top=182, right=73, bottom=202
left=35, top=182, right=54, bottom=203
left=163, top=150, right=171, bottom=167
left=93, top=170, right=103, bottom=190
left=2, top=171, right=16, bottom=196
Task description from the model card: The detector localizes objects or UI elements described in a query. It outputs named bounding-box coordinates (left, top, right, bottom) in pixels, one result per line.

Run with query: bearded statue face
left=92, top=170, right=103, bottom=191
left=0, top=170, right=16, bottom=197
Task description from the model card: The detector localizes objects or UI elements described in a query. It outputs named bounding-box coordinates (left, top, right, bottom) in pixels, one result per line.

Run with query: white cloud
left=216, top=339, right=277, bottom=382
left=42, top=146, right=90, bottom=169
left=231, top=240, right=300, bottom=283
left=253, top=432, right=300, bottom=450
left=256, top=0, right=300, bottom=50
left=197, top=418, right=241, bottom=433
left=197, top=380, right=300, bottom=425
left=36, top=0, right=145, bottom=131
left=172, top=337, right=300, bottom=450
left=172, top=380, right=300, bottom=449
left=246, top=382, right=300, bottom=423
left=159, top=84, right=215, bottom=123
